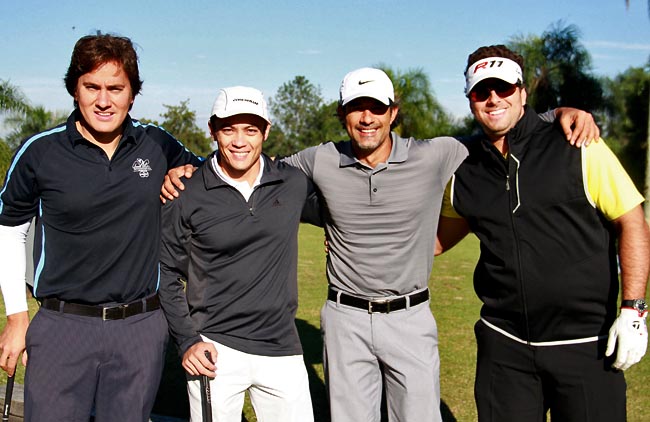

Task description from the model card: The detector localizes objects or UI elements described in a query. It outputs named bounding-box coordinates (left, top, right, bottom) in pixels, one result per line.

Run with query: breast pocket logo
left=132, top=158, right=152, bottom=178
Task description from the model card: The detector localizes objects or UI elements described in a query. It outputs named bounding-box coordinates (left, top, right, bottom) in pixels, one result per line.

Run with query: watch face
left=635, top=299, right=648, bottom=312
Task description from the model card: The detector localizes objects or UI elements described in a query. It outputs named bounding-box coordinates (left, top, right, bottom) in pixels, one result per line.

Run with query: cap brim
left=341, top=93, right=392, bottom=106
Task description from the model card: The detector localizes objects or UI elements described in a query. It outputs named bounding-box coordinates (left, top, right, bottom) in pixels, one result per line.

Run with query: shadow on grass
left=296, top=318, right=330, bottom=422
left=152, top=341, right=190, bottom=419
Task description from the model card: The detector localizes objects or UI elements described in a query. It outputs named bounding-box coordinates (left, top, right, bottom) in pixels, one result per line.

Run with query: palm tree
left=624, top=1, right=650, bottom=219
left=0, top=80, right=29, bottom=114
left=4, top=105, right=67, bottom=149
left=379, top=65, right=456, bottom=139
left=508, top=22, right=603, bottom=112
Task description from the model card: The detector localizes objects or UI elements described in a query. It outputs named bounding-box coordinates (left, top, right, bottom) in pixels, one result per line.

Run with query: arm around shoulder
left=436, top=215, right=470, bottom=256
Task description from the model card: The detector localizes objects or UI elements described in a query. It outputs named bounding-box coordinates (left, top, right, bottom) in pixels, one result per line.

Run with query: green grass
left=3, top=223, right=649, bottom=421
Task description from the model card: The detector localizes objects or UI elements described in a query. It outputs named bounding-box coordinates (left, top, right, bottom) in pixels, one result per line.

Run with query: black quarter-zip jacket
left=159, top=153, right=320, bottom=356
left=450, top=107, right=618, bottom=343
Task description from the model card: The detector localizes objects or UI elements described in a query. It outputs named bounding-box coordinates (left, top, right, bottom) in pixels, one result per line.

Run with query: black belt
left=328, top=287, right=429, bottom=313
left=40, top=294, right=160, bottom=320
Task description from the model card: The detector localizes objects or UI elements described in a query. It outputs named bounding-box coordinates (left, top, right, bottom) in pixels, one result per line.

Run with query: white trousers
left=187, top=338, right=314, bottom=422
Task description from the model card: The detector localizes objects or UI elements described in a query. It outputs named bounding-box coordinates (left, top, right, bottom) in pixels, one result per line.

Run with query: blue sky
left=1, top=0, right=649, bottom=134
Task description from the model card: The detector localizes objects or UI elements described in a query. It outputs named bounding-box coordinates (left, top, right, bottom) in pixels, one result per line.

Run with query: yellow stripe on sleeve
left=583, top=139, right=644, bottom=221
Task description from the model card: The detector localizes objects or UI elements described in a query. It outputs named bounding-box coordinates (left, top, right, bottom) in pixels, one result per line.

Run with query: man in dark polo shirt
left=0, top=34, right=202, bottom=422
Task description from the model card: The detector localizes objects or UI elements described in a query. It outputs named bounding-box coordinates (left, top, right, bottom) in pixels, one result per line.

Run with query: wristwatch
left=621, top=298, right=648, bottom=315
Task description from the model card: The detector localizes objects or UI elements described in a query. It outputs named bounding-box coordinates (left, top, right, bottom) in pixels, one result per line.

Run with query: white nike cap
left=339, top=67, right=395, bottom=106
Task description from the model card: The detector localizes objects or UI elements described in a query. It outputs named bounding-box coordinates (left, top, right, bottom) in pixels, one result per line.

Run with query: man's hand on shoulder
left=555, top=107, right=601, bottom=147
left=160, top=164, right=197, bottom=204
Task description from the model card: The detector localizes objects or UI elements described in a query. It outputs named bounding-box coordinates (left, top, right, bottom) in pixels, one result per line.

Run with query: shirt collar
left=211, top=152, right=265, bottom=189
left=203, top=153, right=283, bottom=189
left=66, top=109, right=137, bottom=147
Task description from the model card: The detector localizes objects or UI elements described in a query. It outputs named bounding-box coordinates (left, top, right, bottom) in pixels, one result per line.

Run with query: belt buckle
left=368, top=298, right=390, bottom=313
left=102, top=304, right=127, bottom=320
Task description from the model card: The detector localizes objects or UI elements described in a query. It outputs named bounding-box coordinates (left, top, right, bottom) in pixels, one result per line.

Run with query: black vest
left=452, top=108, right=618, bottom=343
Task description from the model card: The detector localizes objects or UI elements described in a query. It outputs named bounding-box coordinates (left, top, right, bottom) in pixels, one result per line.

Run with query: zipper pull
left=506, top=175, right=510, bottom=191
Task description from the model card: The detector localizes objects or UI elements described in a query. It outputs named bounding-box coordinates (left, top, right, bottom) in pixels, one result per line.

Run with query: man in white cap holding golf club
left=158, top=86, right=319, bottom=422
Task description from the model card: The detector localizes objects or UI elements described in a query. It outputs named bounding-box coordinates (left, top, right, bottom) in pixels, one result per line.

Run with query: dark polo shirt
left=0, top=110, right=202, bottom=305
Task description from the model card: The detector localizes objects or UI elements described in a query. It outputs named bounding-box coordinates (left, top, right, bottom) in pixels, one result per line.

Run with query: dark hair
left=64, top=34, right=143, bottom=101
left=465, top=44, right=525, bottom=76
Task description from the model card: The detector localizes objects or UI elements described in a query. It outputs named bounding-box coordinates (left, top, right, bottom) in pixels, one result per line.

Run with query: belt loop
left=336, top=290, right=342, bottom=308
left=406, top=294, right=411, bottom=311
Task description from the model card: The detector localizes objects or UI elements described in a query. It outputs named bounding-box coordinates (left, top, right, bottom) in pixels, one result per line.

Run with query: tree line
left=1, top=22, right=649, bottom=206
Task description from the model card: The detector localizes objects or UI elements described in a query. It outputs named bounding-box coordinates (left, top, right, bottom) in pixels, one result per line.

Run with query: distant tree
left=265, top=98, right=344, bottom=158
left=601, top=63, right=649, bottom=195
left=0, top=140, right=12, bottom=185
left=508, top=22, right=604, bottom=112
left=0, top=80, right=30, bottom=181
left=141, top=99, right=212, bottom=157
left=4, top=105, right=67, bottom=149
left=379, top=65, right=458, bottom=139
left=309, top=100, right=348, bottom=142
left=622, top=1, right=650, bottom=218
left=0, top=80, right=29, bottom=114
left=267, top=76, right=324, bottom=154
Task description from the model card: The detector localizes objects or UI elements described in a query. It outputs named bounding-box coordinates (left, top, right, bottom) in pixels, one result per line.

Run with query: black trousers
left=474, top=320, right=626, bottom=422
left=24, top=307, right=169, bottom=422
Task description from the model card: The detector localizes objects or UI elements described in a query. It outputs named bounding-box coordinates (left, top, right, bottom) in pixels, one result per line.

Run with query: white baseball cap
left=339, top=67, right=395, bottom=106
left=210, top=86, right=271, bottom=124
left=464, top=57, right=523, bottom=96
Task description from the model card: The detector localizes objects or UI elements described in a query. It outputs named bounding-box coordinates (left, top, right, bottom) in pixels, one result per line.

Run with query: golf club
left=200, top=350, right=213, bottom=422
left=2, top=375, right=14, bottom=422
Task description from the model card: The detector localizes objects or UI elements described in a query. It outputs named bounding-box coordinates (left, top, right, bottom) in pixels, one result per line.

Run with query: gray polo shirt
left=283, top=133, right=467, bottom=298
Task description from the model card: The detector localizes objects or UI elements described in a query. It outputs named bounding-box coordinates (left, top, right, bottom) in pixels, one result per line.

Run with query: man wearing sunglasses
left=437, top=44, right=649, bottom=422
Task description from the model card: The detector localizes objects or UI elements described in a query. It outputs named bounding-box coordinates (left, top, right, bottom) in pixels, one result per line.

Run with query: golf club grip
left=200, top=350, right=213, bottom=422
left=2, top=375, right=14, bottom=422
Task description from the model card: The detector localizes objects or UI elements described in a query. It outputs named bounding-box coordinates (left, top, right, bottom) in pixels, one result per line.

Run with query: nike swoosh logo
left=358, top=80, right=374, bottom=85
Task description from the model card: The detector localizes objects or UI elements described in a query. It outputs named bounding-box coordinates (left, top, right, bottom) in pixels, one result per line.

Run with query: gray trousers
left=321, top=298, right=441, bottom=422
left=24, top=307, right=168, bottom=422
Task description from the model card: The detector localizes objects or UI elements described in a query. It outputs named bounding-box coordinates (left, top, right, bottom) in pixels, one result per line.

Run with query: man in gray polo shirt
left=281, top=67, right=599, bottom=421
left=278, top=67, right=464, bottom=421
left=162, top=68, right=598, bottom=421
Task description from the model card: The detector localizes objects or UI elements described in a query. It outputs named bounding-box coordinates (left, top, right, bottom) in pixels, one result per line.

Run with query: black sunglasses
left=469, top=80, right=519, bottom=102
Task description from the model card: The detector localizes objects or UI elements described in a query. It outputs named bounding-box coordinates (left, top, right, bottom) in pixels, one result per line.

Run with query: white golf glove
left=605, top=308, right=648, bottom=371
